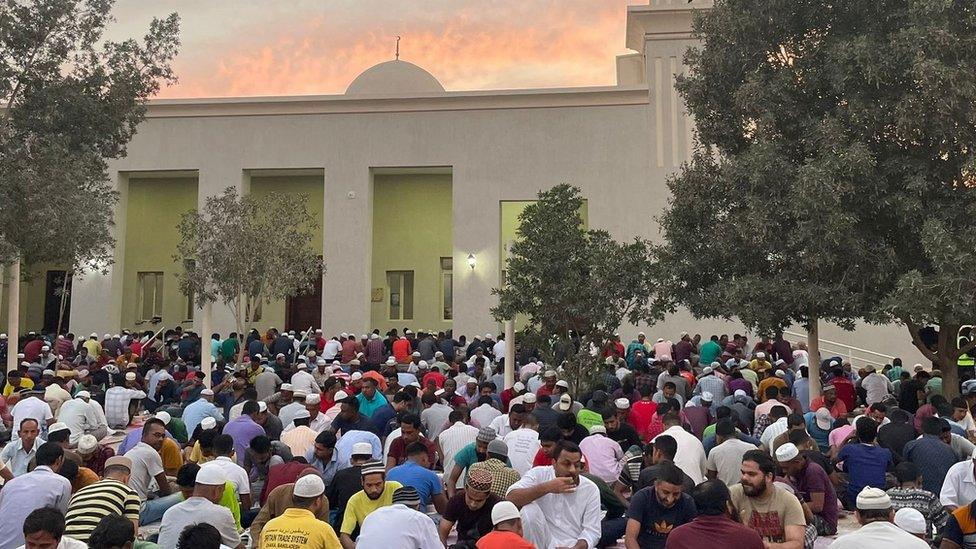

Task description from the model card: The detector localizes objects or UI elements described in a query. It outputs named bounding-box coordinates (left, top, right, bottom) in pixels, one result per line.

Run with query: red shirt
left=830, top=377, right=856, bottom=412
left=532, top=448, right=554, bottom=467
left=392, top=339, right=411, bottom=363
left=629, top=400, right=657, bottom=442
left=340, top=340, right=359, bottom=363
left=422, top=371, right=446, bottom=389
left=665, top=515, right=765, bottom=549
left=388, top=436, right=437, bottom=468
left=476, top=530, right=535, bottom=549
left=263, top=461, right=309, bottom=505
left=536, top=385, right=556, bottom=398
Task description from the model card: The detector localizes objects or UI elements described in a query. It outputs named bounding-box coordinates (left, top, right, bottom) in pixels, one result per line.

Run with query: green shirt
left=167, top=418, right=188, bottom=444
left=220, top=338, right=238, bottom=362
left=576, top=409, right=605, bottom=431
left=926, top=377, right=943, bottom=401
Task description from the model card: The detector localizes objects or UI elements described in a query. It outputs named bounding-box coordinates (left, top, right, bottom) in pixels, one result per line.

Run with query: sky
left=107, top=0, right=636, bottom=99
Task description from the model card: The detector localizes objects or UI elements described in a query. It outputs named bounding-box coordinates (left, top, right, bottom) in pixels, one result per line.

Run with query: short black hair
left=47, top=428, right=70, bottom=444
left=510, top=404, right=527, bottom=415
left=18, top=417, right=38, bottom=430
left=715, top=418, right=735, bottom=437
left=242, top=401, right=260, bottom=415
left=556, top=413, right=578, bottom=430
left=143, top=417, right=166, bottom=434
left=553, top=440, right=582, bottom=460
left=88, top=514, right=135, bottom=549
left=894, top=461, right=920, bottom=484
left=922, top=416, right=944, bottom=436
left=293, top=416, right=311, bottom=427
left=715, top=406, right=732, bottom=420
left=652, top=435, right=678, bottom=460
left=399, top=413, right=422, bottom=429
left=787, top=413, right=806, bottom=428
left=540, top=426, right=562, bottom=443
left=176, top=463, right=201, bottom=488
left=58, top=459, right=79, bottom=481
left=448, top=410, right=464, bottom=423
left=23, top=506, right=64, bottom=539
left=691, top=479, right=732, bottom=516
left=405, top=441, right=428, bottom=457
left=764, top=386, right=780, bottom=399
left=769, top=406, right=788, bottom=420
left=250, top=435, right=272, bottom=454
left=653, top=461, right=686, bottom=487
left=177, top=523, right=222, bottom=549
left=742, top=449, right=776, bottom=476
left=315, top=430, right=337, bottom=447
left=213, top=434, right=234, bottom=455
left=856, top=417, right=878, bottom=443
left=35, top=442, right=63, bottom=467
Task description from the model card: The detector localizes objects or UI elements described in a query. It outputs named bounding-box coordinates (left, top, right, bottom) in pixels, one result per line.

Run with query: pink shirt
left=653, top=340, right=674, bottom=360
left=829, top=424, right=855, bottom=448
left=579, top=434, right=623, bottom=483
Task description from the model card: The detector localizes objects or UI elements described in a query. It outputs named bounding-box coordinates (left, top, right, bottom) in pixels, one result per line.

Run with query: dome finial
left=395, top=35, right=401, bottom=61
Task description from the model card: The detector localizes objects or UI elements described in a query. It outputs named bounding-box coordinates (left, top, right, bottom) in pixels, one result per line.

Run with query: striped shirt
left=64, top=479, right=140, bottom=542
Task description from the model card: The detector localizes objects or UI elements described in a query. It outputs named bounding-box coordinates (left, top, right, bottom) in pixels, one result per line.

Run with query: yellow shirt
left=160, top=437, right=183, bottom=475
left=261, top=507, right=341, bottom=549
left=188, top=441, right=233, bottom=464
left=3, top=378, right=34, bottom=397
left=339, top=481, right=402, bottom=535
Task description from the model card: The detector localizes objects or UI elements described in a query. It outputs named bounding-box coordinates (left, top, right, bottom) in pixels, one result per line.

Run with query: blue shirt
left=387, top=460, right=443, bottom=507
left=836, top=443, right=892, bottom=502
left=182, top=398, right=224, bottom=436
left=333, top=430, right=382, bottom=469
left=0, top=439, right=38, bottom=476
left=792, top=379, right=810, bottom=413
left=804, top=412, right=831, bottom=453
left=356, top=392, right=390, bottom=419
left=303, top=447, right=340, bottom=486
left=902, top=434, right=957, bottom=494
left=117, top=426, right=175, bottom=455
left=371, top=404, right=396, bottom=437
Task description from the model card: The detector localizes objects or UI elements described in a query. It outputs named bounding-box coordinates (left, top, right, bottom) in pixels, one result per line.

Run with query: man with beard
left=729, top=449, right=806, bottom=548
left=447, top=426, right=500, bottom=498
left=438, top=468, right=501, bottom=546
left=623, top=461, right=696, bottom=548
left=506, top=440, right=601, bottom=549
left=338, top=460, right=402, bottom=548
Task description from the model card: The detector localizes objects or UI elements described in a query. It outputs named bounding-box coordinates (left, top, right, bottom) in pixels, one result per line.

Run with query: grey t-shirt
left=706, top=438, right=758, bottom=486
left=157, top=496, right=240, bottom=549
left=123, top=442, right=163, bottom=502
left=255, top=371, right=283, bottom=402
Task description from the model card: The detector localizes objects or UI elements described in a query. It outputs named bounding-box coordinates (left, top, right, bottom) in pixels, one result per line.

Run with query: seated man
left=438, top=468, right=500, bottom=546
left=339, top=460, right=402, bottom=548
left=506, top=440, right=601, bottom=548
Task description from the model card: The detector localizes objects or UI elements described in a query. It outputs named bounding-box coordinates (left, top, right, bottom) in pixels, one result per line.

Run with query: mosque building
left=0, top=0, right=925, bottom=364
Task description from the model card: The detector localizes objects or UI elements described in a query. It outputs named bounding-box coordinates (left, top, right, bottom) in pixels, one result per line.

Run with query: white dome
left=345, top=60, right=445, bottom=96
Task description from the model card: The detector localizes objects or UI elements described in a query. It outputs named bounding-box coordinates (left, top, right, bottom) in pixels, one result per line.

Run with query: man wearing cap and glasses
left=447, top=426, right=502, bottom=499
left=830, top=487, right=928, bottom=548
left=357, top=486, right=441, bottom=547
left=339, top=460, right=402, bottom=548
left=158, top=463, right=242, bottom=549
left=262, top=473, right=341, bottom=548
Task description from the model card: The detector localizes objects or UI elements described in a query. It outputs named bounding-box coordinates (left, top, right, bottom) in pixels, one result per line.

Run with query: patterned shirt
left=80, top=445, right=115, bottom=476
left=103, top=386, right=146, bottom=428
left=64, top=479, right=140, bottom=543
left=469, top=458, right=521, bottom=500
left=887, top=486, right=949, bottom=539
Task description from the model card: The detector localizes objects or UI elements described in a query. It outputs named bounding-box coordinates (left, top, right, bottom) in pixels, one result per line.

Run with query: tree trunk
left=54, top=269, right=71, bottom=338
left=6, top=259, right=20, bottom=375
left=200, top=300, right=213, bottom=388
left=807, top=317, right=822, bottom=405
left=504, top=319, right=515, bottom=390
left=905, top=320, right=970, bottom=399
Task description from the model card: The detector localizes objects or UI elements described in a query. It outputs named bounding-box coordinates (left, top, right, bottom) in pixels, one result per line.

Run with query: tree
left=491, top=184, right=657, bottom=391
left=655, top=0, right=976, bottom=399
left=0, top=0, right=179, bottom=370
left=175, top=186, right=326, bottom=365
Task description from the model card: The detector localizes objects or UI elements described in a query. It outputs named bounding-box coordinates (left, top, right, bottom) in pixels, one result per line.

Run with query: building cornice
left=144, top=85, right=650, bottom=119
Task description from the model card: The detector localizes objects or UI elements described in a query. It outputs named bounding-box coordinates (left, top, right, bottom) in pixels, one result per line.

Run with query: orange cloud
left=155, top=1, right=634, bottom=98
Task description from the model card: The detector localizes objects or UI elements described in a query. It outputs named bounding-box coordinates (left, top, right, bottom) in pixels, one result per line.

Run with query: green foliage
left=175, top=187, right=326, bottom=340
left=491, top=184, right=657, bottom=388
left=656, top=0, right=976, bottom=350
left=0, top=0, right=180, bottom=272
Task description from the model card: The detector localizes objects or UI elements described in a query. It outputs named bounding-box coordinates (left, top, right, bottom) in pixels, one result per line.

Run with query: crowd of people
left=0, top=327, right=972, bottom=549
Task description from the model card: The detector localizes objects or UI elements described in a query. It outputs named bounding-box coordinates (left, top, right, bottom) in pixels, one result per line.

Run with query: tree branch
left=905, top=318, right=940, bottom=364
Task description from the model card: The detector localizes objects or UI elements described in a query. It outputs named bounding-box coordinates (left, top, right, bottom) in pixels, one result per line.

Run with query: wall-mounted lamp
left=467, top=253, right=476, bottom=270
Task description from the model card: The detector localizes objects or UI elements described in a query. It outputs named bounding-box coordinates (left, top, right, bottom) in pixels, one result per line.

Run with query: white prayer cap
left=523, top=393, right=537, bottom=403
left=589, top=424, right=606, bottom=435
left=370, top=333, right=379, bottom=340
left=293, top=474, right=325, bottom=497
left=350, top=371, right=363, bottom=381
left=856, top=487, right=891, bottom=510
left=412, top=351, right=421, bottom=357
left=40, top=345, right=50, bottom=351
left=77, top=435, right=98, bottom=454
left=201, top=417, right=218, bottom=430
left=75, top=391, right=91, bottom=399
left=20, top=361, right=30, bottom=367
left=485, top=333, right=493, bottom=339
left=42, top=369, right=55, bottom=377
left=434, top=389, right=445, bottom=397
left=361, top=334, right=368, bottom=340
left=701, top=367, right=713, bottom=375
left=316, top=358, right=327, bottom=366
left=638, top=332, right=645, bottom=337
left=334, top=390, right=349, bottom=401
left=0, top=334, right=5, bottom=339
left=294, top=391, right=308, bottom=399
left=340, top=332, right=348, bottom=338
left=351, top=442, right=373, bottom=456
left=201, top=388, right=214, bottom=396
left=280, top=383, right=294, bottom=391
left=124, top=372, right=136, bottom=381
left=258, top=401, right=268, bottom=413
left=657, top=338, right=664, bottom=342
left=195, top=465, right=227, bottom=486
left=894, top=508, right=926, bottom=535
left=733, top=389, right=747, bottom=398
left=305, top=393, right=321, bottom=405
left=555, top=380, right=569, bottom=389
left=775, top=443, right=799, bottom=463
left=701, top=391, right=714, bottom=402
left=103, top=334, right=111, bottom=339
left=293, top=409, right=311, bottom=420
left=49, top=422, right=70, bottom=435
left=756, top=352, right=766, bottom=359
left=296, top=363, right=308, bottom=370
left=277, top=353, right=286, bottom=359
left=386, top=357, right=396, bottom=365
left=491, top=501, right=521, bottom=525
left=90, top=333, right=98, bottom=338
left=155, top=411, right=171, bottom=425
left=557, top=394, right=572, bottom=411
left=513, top=382, right=525, bottom=392
left=409, top=381, right=421, bottom=388
left=418, top=360, right=429, bottom=369
left=615, top=398, right=630, bottom=410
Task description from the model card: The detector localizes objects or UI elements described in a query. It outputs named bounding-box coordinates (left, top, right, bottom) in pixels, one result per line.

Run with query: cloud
left=146, top=0, right=634, bottom=98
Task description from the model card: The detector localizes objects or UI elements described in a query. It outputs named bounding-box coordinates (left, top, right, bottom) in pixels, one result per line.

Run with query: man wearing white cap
left=777, top=442, right=837, bottom=536
left=290, top=360, right=318, bottom=396
left=41, top=371, right=72, bottom=416
left=262, top=473, right=341, bottom=548
left=893, top=508, right=928, bottom=541
left=476, top=500, right=534, bottom=548
left=281, top=409, right=318, bottom=456
left=56, top=391, right=105, bottom=445
left=181, top=388, right=224, bottom=436
left=157, top=464, right=240, bottom=549
left=830, top=487, right=929, bottom=548
left=10, top=386, right=54, bottom=441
